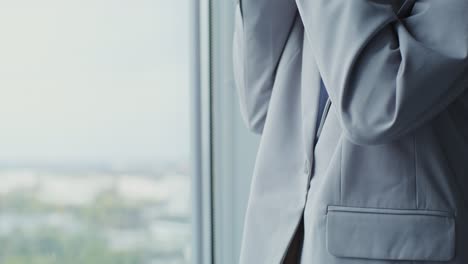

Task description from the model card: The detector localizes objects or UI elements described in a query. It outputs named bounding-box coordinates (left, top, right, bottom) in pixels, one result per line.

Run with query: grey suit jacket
left=233, top=0, right=468, bottom=263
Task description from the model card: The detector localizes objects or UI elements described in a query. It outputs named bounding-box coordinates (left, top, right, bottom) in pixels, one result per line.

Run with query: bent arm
left=233, top=0, right=297, bottom=134
left=301, top=0, right=468, bottom=144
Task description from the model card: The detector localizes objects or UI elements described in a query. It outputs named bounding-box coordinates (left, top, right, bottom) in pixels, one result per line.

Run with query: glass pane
left=0, top=1, right=192, bottom=264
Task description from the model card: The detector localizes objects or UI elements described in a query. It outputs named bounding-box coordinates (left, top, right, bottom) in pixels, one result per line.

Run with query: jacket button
left=304, top=160, right=310, bottom=175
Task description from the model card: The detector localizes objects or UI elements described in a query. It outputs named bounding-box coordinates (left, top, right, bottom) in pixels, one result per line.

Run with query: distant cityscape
left=0, top=161, right=191, bottom=264
left=0, top=0, right=192, bottom=263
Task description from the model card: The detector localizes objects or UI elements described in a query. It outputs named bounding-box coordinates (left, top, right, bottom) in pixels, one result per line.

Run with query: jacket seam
left=414, top=134, right=419, bottom=209
left=339, top=138, right=343, bottom=205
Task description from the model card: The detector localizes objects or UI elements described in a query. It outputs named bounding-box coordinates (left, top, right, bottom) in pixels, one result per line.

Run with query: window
left=0, top=1, right=192, bottom=263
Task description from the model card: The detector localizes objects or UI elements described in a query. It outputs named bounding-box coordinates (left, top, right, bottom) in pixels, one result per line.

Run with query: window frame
left=190, top=0, right=214, bottom=263
left=202, top=1, right=261, bottom=264
left=192, top=0, right=260, bottom=263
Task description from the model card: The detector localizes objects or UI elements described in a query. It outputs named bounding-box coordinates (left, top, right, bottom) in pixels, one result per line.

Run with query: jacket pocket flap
left=326, top=206, right=455, bottom=261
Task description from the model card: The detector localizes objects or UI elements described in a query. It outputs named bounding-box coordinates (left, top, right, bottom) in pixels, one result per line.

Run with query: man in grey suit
left=233, top=0, right=468, bottom=263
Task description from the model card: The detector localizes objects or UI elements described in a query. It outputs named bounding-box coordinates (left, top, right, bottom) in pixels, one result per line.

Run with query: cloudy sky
left=0, top=0, right=191, bottom=165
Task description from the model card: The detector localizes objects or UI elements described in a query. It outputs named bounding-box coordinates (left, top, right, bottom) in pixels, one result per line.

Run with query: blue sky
left=0, top=0, right=191, bottom=165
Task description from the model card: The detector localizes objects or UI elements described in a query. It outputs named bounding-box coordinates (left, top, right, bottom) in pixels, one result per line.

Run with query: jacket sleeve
left=232, top=0, right=297, bottom=134
left=301, top=0, right=468, bottom=145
